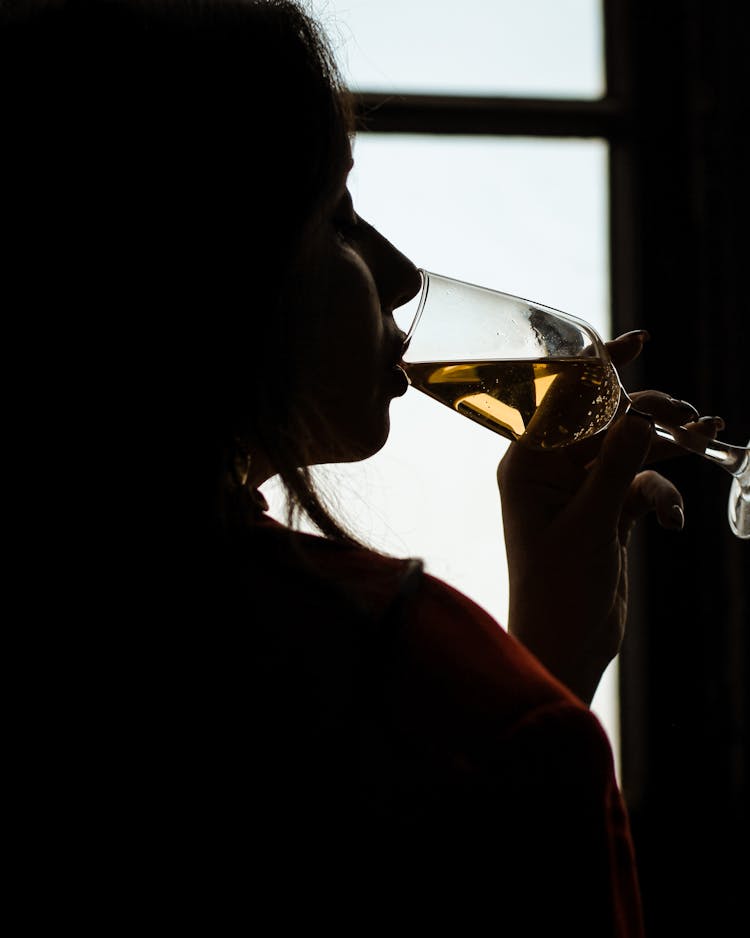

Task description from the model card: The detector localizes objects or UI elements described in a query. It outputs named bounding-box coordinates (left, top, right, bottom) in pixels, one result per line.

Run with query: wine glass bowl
left=398, top=270, right=621, bottom=450
left=397, top=270, right=749, bottom=539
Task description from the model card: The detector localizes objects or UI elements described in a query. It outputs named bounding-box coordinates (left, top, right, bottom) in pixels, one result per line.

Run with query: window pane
left=322, top=0, right=605, bottom=99
left=264, top=134, right=619, bottom=769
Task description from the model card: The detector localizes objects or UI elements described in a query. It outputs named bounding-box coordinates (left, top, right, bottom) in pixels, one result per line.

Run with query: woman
left=2, top=1, right=716, bottom=931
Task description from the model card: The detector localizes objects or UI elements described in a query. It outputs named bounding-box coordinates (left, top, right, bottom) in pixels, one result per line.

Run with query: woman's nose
left=373, top=229, right=422, bottom=312
left=391, top=255, right=422, bottom=312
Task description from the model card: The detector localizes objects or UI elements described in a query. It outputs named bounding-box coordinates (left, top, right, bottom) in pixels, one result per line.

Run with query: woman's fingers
left=620, top=468, right=685, bottom=539
left=627, top=390, right=724, bottom=461
left=567, top=412, right=687, bottom=541
left=605, top=330, right=650, bottom=368
left=605, top=333, right=726, bottom=456
left=566, top=410, right=653, bottom=536
left=628, top=389, right=700, bottom=427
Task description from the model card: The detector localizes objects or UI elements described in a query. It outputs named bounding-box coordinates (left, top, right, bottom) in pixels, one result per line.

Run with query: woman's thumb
left=572, top=411, right=653, bottom=532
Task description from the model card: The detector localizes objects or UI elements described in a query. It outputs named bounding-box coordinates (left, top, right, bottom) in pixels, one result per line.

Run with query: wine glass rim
left=402, top=268, right=430, bottom=345
left=413, top=268, right=608, bottom=344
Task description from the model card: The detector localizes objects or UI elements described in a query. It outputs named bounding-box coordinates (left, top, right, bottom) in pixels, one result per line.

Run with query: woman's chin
left=316, top=421, right=391, bottom=467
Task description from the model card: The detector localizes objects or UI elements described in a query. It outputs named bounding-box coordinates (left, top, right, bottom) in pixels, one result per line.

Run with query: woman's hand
left=497, top=331, right=720, bottom=705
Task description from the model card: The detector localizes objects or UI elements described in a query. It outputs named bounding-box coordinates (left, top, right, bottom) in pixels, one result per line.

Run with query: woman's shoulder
left=397, top=566, right=585, bottom=721
left=245, top=512, right=585, bottom=722
left=250, top=513, right=574, bottom=669
left=244, top=511, right=424, bottom=620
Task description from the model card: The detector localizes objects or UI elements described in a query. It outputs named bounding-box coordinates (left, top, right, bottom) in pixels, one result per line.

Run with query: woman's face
left=289, top=155, right=422, bottom=467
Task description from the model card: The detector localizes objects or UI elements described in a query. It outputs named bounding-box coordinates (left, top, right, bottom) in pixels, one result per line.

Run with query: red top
left=236, top=510, right=644, bottom=935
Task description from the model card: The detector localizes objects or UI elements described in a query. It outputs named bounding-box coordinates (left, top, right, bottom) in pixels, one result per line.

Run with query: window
left=325, top=0, right=604, bottom=98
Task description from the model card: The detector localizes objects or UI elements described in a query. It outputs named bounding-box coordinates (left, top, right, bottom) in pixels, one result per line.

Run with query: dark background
left=610, top=2, right=748, bottom=933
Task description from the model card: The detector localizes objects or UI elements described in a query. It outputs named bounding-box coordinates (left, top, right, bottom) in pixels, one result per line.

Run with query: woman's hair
left=2, top=0, right=357, bottom=542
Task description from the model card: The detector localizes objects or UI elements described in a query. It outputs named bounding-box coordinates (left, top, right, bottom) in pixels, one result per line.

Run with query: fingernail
left=697, top=415, right=726, bottom=431
left=668, top=398, right=701, bottom=420
left=668, top=504, right=685, bottom=531
left=622, top=329, right=651, bottom=343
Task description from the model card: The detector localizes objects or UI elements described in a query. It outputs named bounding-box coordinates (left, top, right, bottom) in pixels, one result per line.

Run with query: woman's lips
left=390, top=363, right=409, bottom=397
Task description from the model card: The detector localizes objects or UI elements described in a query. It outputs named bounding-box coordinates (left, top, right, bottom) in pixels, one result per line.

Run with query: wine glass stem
left=651, top=423, right=749, bottom=479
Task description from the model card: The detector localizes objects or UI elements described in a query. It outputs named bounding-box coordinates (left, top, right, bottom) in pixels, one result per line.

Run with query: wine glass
left=395, top=270, right=749, bottom=540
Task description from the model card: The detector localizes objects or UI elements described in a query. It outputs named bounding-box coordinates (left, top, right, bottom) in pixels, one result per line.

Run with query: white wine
left=404, top=358, right=621, bottom=449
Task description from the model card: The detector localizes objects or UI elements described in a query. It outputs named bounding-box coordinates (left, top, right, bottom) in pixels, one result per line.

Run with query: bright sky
left=266, top=1, right=620, bottom=766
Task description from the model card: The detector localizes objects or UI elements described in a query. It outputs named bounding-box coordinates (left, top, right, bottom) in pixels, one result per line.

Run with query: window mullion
left=354, top=91, right=624, bottom=138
